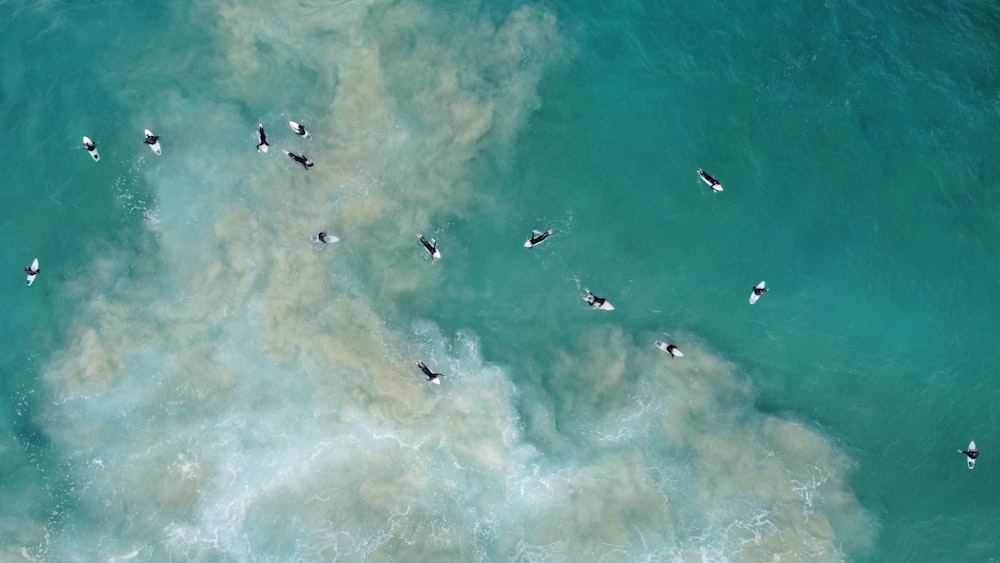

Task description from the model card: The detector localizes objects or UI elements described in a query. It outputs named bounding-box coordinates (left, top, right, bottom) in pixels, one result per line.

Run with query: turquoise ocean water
left=2, top=0, right=999, bottom=560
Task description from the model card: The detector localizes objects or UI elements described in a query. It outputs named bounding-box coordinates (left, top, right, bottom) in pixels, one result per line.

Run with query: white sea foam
left=20, top=2, right=874, bottom=561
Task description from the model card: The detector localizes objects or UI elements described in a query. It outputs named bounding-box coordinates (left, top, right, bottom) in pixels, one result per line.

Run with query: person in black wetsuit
left=416, top=361, right=444, bottom=383
left=959, top=447, right=980, bottom=460
left=144, top=132, right=159, bottom=146
left=291, top=121, right=310, bottom=138
left=584, top=289, right=606, bottom=308
left=256, top=119, right=269, bottom=153
left=285, top=150, right=314, bottom=169
left=526, top=229, right=552, bottom=247
left=697, top=168, right=723, bottom=192
left=752, top=285, right=768, bottom=296
left=417, top=234, right=438, bottom=257
left=24, top=264, right=39, bottom=276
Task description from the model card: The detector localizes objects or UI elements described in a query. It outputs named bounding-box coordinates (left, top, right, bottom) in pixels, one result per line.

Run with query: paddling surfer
left=525, top=229, right=552, bottom=248
left=256, top=119, right=269, bottom=153
left=284, top=150, right=314, bottom=169
left=417, top=361, right=445, bottom=384
left=416, top=234, right=439, bottom=259
left=697, top=168, right=723, bottom=192
left=959, top=447, right=980, bottom=460
left=290, top=121, right=310, bottom=138
left=584, top=289, right=607, bottom=309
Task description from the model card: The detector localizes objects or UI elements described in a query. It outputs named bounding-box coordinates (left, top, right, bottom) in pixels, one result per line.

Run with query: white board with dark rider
left=584, top=289, right=614, bottom=311
left=25, top=258, right=39, bottom=286
left=961, top=441, right=978, bottom=469
left=750, top=281, right=767, bottom=305
left=655, top=340, right=683, bottom=358
left=144, top=129, right=161, bottom=155
left=82, top=136, right=99, bottom=161
left=524, top=229, right=552, bottom=248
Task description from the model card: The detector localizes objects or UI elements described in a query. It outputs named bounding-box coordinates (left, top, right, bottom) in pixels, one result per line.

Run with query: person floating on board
left=24, top=264, right=39, bottom=276
left=584, top=289, right=607, bottom=308
left=283, top=150, right=314, bottom=169
left=959, top=446, right=980, bottom=460
left=416, top=233, right=440, bottom=259
left=524, top=229, right=552, bottom=248
left=317, top=232, right=337, bottom=244
left=752, top=285, right=769, bottom=297
left=697, top=168, right=724, bottom=193
left=144, top=131, right=160, bottom=147
left=289, top=121, right=310, bottom=138
left=256, top=119, right=269, bottom=153
left=416, top=361, right=445, bottom=384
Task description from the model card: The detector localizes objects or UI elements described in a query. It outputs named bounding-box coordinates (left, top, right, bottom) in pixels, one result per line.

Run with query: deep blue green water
left=2, top=0, right=999, bottom=560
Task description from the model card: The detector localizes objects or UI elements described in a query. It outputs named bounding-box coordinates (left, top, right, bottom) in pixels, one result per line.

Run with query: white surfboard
left=82, top=136, right=99, bottom=161
left=749, top=281, right=766, bottom=305
left=966, top=441, right=976, bottom=469
left=655, top=340, right=683, bottom=358
left=26, top=258, right=39, bottom=286
left=289, top=120, right=310, bottom=139
left=144, top=129, right=161, bottom=155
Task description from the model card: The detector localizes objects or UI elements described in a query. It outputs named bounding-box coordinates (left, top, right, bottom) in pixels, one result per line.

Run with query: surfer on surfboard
left=416, top=361, right=445, bottom=384
left=81, top=137, right=99, bottom=161
left=289, top=121, right=310, bottom=138
left=697, top=168, right=723, bottom=193
left=416, top=234, right=440, bottom=259
left=655, top=341, right=683, bottom=359
left=959, top=446, right=980, bottom=460
left=316, top=232, right=338, bottom=244
left=524, top=229, right=552, bottom=248
left=283, top=150, right=314, bottom=169
left=24, top=259, right=39, bottom=286
left=256, top=119, right=270, bottom=153
left=143, top=130, right=161, bottom=155
left=584, top=289, right=609, bottom=309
